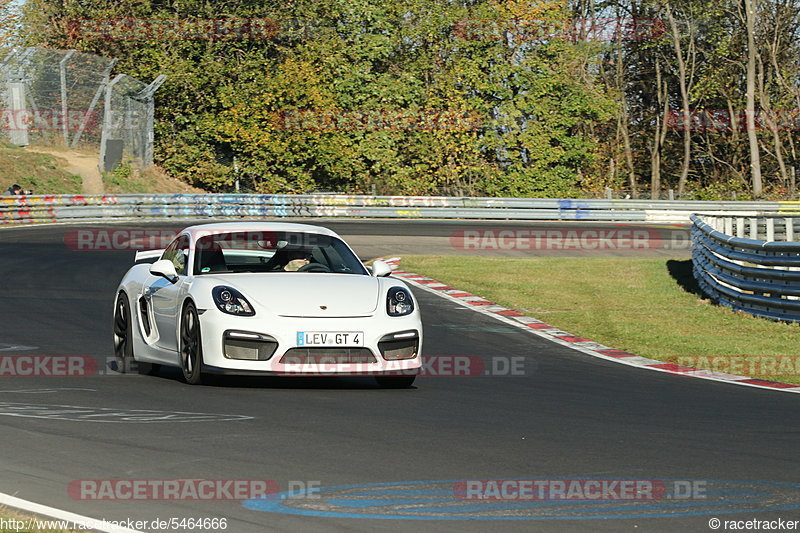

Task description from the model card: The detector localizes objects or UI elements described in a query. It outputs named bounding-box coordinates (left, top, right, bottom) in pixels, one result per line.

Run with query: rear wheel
left=113, top=292, right=135, bottom=373
left=180, top=302, right=204, bottom=385
left=375, top=375, right=416, bottom=389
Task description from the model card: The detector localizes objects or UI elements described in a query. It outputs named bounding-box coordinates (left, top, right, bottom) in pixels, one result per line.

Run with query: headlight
left=387, top=287, right=414, bottom=316
left=212, top=286, right=255, bottom=316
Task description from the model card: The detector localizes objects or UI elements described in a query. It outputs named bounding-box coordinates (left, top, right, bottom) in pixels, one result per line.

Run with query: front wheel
left=180, top=302, right=204, bottom=385
left=375, top=375, right=416, bottom=389
left=113, top=292, right=135, bottom=373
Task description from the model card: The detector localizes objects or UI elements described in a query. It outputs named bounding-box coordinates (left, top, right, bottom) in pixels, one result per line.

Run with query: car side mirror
left=150, top=259, right=179, bottom=283
left=371, top=260, right=393, bottom=277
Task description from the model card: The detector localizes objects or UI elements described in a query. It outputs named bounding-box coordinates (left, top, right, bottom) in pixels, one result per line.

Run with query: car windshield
left=193, top=230, right=368, bottom=275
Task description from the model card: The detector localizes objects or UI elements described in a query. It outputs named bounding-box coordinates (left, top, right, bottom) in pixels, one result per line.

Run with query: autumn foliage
left=17, top=0, right=800, bottom=198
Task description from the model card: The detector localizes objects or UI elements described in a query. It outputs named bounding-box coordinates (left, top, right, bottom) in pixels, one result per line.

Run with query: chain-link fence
left=0, top=46, right=164, bottom=171
left=100, top=72, right=165, bottom=172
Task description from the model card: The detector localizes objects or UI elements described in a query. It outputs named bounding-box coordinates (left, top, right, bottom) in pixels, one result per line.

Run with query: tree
left=0, top=0, right=21, bottom=46
left=743, top=0, right=763, bottom=195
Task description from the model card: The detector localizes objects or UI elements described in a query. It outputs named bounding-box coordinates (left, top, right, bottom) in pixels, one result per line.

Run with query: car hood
left=206, top=273, right=381, bottom=317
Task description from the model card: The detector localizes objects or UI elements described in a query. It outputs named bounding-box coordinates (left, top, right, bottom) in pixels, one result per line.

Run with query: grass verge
left=400, top=255, right=800, bottom=384
left=0, top=507, right=78, bottom=532
left=102, top=161, right=206, bottom=194
left=0, top=141, right=82, bottom=194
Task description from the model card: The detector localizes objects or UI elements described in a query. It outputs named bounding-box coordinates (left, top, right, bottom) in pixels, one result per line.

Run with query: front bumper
left=197, top=308, right=422, bottom=376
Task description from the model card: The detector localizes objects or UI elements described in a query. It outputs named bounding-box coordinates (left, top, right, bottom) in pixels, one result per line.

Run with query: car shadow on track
left=128, top=364, right=416, bottom=390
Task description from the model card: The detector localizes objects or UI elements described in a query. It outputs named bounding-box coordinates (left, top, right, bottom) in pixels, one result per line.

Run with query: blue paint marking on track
left=243, top=479, right=800, bottom=521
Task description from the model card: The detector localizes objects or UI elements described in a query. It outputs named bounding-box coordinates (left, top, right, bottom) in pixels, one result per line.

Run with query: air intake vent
left=223, top=331, right=278, bottom=361
left=280, top=348, right=377, bottom=365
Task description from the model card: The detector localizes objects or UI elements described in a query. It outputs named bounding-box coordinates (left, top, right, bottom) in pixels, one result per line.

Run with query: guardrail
left=3, top=193, right=800, bottom=225
left=695, top=213, right=800, bottom=242
left=691, top=214, right=800, bottom=323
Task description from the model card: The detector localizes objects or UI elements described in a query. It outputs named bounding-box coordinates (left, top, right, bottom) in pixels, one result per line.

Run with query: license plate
left=297, top=331, right=364, bottom=347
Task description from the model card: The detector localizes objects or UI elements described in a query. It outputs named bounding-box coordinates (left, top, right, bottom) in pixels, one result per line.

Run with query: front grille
left=280, top=348, right=377, bottom=365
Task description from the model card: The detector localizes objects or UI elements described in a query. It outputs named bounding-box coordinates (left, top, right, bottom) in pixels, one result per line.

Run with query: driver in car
left=283, top=250, right=312, bottom=271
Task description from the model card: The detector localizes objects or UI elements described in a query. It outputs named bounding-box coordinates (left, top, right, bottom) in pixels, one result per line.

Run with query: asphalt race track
left=0, top=219, right=692, bottom=258
left=0, top=221, right=797, bottom=533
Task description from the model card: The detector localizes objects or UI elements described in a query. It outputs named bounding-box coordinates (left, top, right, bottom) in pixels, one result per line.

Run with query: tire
left=180, top=301, right=204, bottom=385
left=375, top=375, right=416, bottom=389
left=113, top=292, right=135, bottom=373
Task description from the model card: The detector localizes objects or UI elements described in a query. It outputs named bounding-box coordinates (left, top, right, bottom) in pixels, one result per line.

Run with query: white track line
left=0, top=492, right=143, bottom=532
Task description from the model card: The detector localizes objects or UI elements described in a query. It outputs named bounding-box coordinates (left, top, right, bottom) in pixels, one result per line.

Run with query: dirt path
left=25, top=148, right=104, bottom=194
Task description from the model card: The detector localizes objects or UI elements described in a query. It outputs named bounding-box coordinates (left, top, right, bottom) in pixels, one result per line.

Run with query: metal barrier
left=691, top=214, right=800, bottom=322
left=3, top=193, right=800, bottom=225
left=1, top=47, right=165, bottom=170
left=693, top=213, right=800, bottom=242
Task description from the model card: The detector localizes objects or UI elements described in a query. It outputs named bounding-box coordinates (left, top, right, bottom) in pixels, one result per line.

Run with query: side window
left=161, top=239, right=178, bottom=263
left=162, top=236, right=190, bottom=276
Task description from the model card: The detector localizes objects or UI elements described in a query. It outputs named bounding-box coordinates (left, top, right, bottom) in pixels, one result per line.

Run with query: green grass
left=400, top=255, right=800, bottom=384
left=102, top=160, right=205, bottom=194
left=102, top=161, right=149, bottom=193
left=0, top=508, right=77, bottom=532
left=0, top=141, right=82, bottom=194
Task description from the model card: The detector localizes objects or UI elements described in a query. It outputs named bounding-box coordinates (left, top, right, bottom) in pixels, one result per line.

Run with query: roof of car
left=181, top=222, right=339, bottom=239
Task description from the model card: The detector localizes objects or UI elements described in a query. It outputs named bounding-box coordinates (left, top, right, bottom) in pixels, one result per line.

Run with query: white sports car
left=113, top=222, right=422, bottom=387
